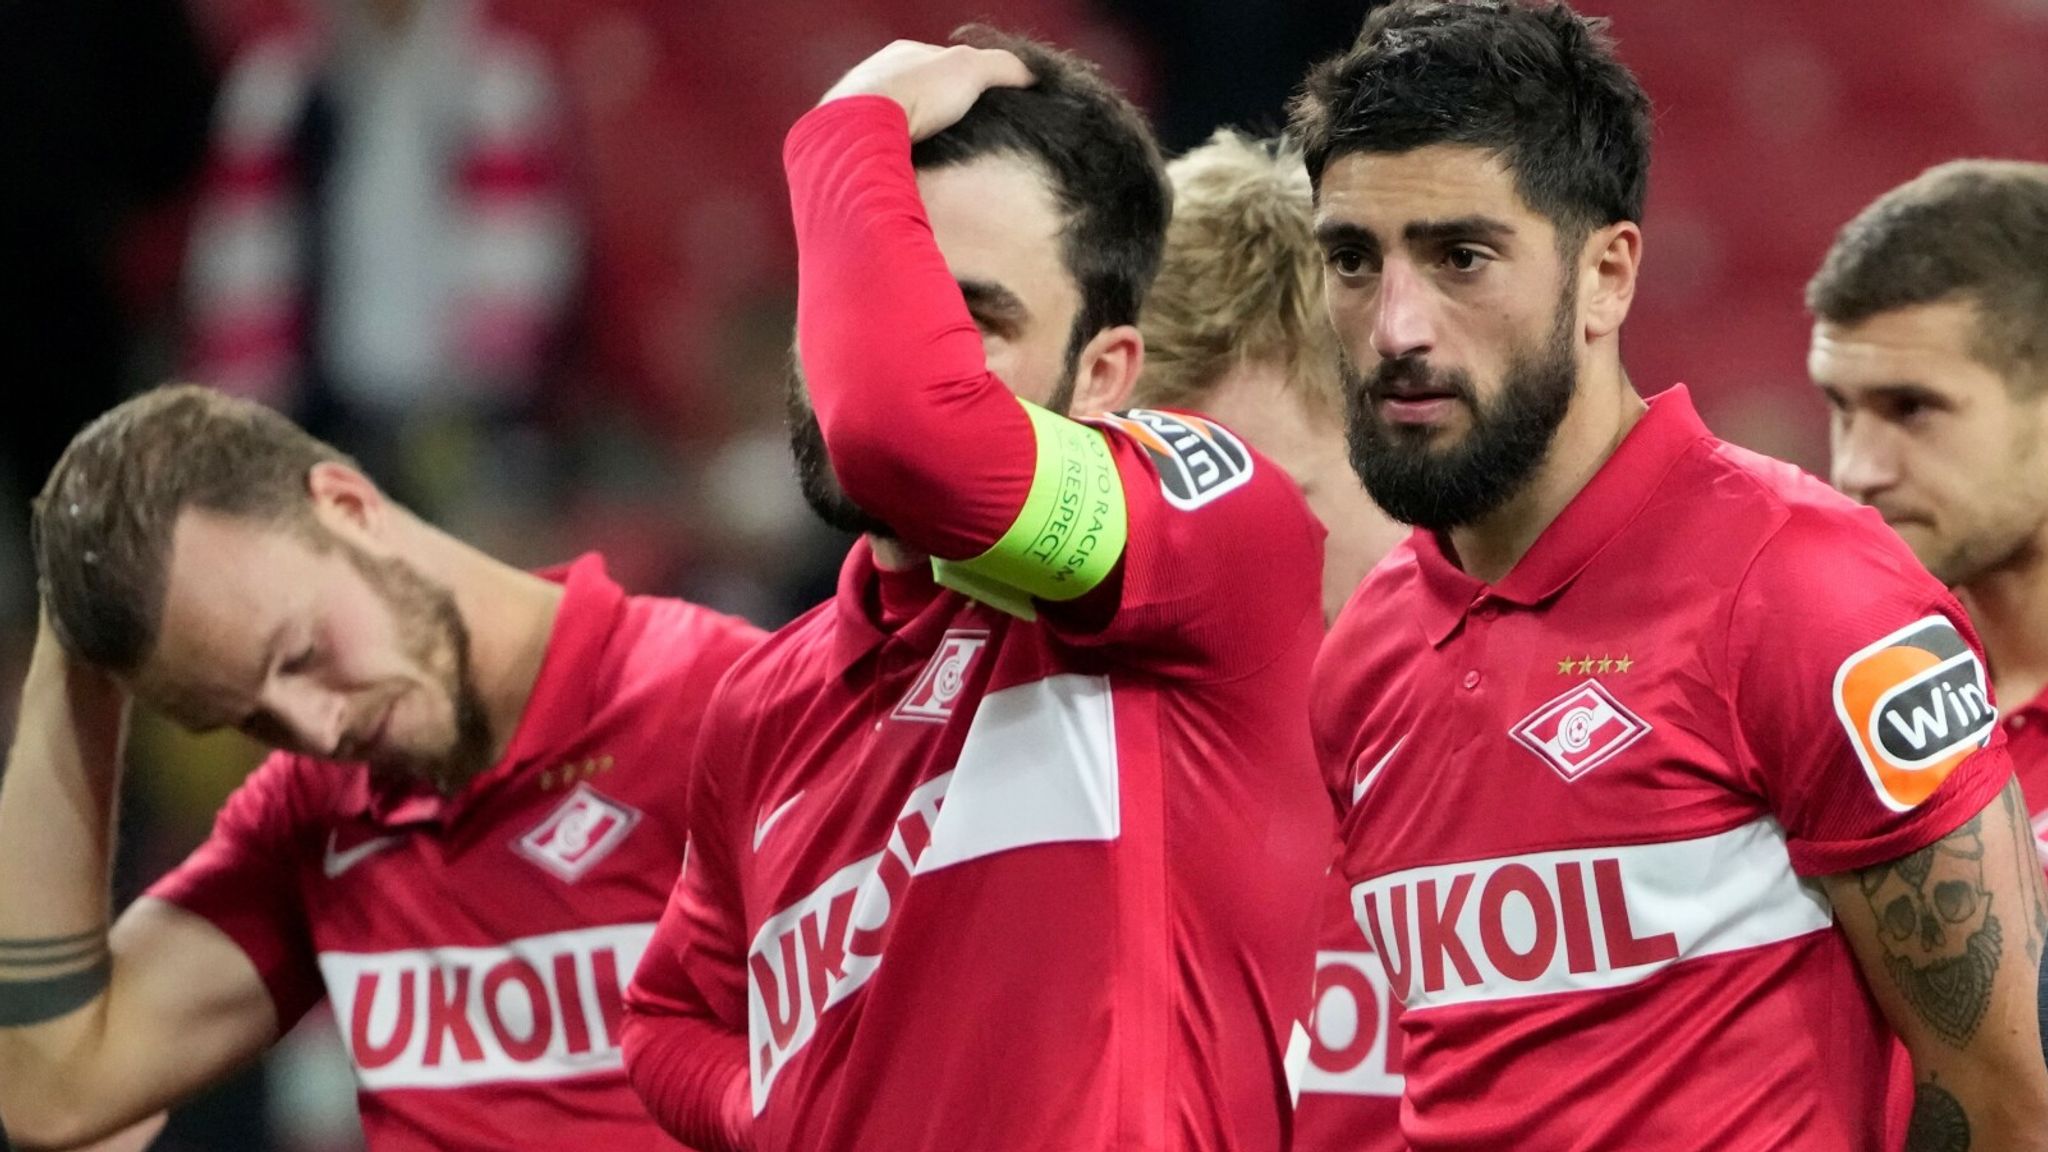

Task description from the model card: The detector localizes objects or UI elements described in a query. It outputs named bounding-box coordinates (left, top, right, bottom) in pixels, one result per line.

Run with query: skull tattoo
left=1861, top=819, right=2000, bottom=1047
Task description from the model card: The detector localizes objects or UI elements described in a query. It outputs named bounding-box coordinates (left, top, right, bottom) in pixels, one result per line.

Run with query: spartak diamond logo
left=893, top=630, right=989, bottom=724
left=515, top=782, right=640, bottom=882
left=1511, top=679, right=1651, bottom=782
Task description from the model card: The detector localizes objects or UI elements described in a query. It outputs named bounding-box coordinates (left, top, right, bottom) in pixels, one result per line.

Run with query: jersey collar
left=344, top=553, right=627, bottom=829
left=1411, top=386, right=1710, bottom=647
left=831, top=538, right=964, bottom=675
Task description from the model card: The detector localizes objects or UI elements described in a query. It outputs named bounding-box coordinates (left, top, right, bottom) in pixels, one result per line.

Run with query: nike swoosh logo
left=753, top=791, right=806, bottom=852
left=1353, top=737, right=1405, bottom=805
left=323, top=830, right=404, bottom=879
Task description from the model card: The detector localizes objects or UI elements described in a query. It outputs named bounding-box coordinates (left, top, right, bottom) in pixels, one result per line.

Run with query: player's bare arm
left=1824, top=778, right=2048, bottom=1151
left=0, top=620, right=277, bottom=1150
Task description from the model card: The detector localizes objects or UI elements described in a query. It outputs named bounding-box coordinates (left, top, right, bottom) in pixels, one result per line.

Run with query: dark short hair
left=1807, top=160, right=2048, bottom=395
left=913, top=26, right=1173, bottom=351
left=33, top=384, right=356, bottom=672
left=1288, top=0, right=1652, bottom=243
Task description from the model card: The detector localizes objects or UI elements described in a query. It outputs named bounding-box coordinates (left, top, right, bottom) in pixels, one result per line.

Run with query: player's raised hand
left=821, top=40, right=1035, bottom=142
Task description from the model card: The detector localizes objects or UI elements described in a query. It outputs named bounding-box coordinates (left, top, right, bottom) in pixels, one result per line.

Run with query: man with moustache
left=1131, top=127, right=1406, bottom=1152
left=0, top=385, right=762, bottom=1150
left=620, top=30, right=1329, bottom=1152
left=1298, top=2, right=2048, bottom=1149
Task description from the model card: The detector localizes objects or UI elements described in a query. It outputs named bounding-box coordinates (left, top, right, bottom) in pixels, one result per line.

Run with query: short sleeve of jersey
left=1047, top=409, right=1325, bottom=681
left=627, top=668, right=753, bottom=1031
left=1726, top=505, right=2012, bottom=876
left=144, top=752, right=325, bottom=1030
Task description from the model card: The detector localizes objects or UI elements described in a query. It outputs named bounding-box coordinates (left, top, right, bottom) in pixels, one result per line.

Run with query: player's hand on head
left=821, top=40, right=1034, bottom=142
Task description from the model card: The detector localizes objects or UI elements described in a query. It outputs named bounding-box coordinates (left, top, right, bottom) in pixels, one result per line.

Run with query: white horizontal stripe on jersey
left=319, top=922, right=654, bottom=1090
left=1352, top=818, right=1832, bottom=1012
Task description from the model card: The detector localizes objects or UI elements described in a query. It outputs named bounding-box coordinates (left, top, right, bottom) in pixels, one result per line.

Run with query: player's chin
left=1877, top=516, right=1941, bottom=558
left=1377, top=419, right=1471, bottom=458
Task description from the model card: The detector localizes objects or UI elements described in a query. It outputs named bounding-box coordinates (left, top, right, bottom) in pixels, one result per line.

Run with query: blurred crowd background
left=2, top=0, right=2046, bottom=1146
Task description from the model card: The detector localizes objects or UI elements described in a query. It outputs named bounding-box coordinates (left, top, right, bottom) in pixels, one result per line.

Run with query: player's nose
left=263, top=680, right=350, bottom=758
left=1370, top=259, right=1438, bottom=363
left=1829, top=416, right=1901, bottom=503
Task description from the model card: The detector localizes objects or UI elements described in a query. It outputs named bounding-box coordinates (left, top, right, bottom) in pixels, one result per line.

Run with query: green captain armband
left=931, top=398, right=1128, bottom=620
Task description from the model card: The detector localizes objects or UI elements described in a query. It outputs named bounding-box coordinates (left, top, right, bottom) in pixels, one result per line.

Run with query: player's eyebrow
left=958, top=280, right=1029, bottom=338
left=1849, top=381, right=1956, bottom=410
left=1403, top=215, right=1516, bottom=248
left=1314, top=220, right=1382, bottom=260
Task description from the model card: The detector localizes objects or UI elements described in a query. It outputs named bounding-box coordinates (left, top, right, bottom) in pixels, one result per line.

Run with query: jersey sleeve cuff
left=140, top=884, right=323, bottom=1031
left=1785, top=744, right=2015, bottom=877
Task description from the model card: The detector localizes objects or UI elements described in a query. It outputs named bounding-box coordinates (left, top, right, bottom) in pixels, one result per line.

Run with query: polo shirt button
left=1463, top=670, right=1481, bottom=690
left=1476, top=605, right=1497, bottom=621
left=2012, top=714, right=2029, bottom=731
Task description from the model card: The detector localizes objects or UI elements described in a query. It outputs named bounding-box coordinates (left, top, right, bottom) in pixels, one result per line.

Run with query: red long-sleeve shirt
left=621, top=96, right=1331, bottom=1152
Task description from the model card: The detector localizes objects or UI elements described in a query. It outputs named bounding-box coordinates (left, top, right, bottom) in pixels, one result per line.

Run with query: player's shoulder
left=698, top=596, right=843, bottom=726
left=1685, top=441, right=1955, bottom=686
left=1698, top=438, right=1929, bottom=592
left=602, top=593, right=767, bottom=703
left=1628, top=430, right=1920, bottom=601
left=1332, top=535, right=1427, bottom=633
left=618, top=593, right=767, bottom=667
left=216, top=749, right=355, bottom=837
left=1315, top=541, right=1427, bottom=692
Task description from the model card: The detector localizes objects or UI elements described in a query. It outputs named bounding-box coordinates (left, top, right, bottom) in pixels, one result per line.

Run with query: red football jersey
left=1314, top=388, right=2012, bottom=1151
left=621, top=94, right=1331, bottom=1152
left=625, top=428, right=1332, bottom=1152
left=146, top=556, right=763, bottom=1151
left=1295, top=870, right=1405, bottom=1152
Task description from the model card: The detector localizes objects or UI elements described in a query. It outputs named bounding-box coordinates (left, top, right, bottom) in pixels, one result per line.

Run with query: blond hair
left=1134, top=130, right=1340, bottom=415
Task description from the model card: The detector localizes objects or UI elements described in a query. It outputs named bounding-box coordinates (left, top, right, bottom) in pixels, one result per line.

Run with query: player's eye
left=1327, top=249, right=1372, bottom=278
left=1444, top=246, right=1492, bottom=273
left=1881, top=396, right=1933, bottom=424
left=279, top=644, right=318, bottom=676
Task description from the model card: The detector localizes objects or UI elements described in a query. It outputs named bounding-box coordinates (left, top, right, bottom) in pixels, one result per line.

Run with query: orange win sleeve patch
left=1830, top=616, right=1996, bottom=812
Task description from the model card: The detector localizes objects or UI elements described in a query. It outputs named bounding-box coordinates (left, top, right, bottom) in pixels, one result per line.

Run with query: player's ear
left=1069, top=324, right=1145, bottom=417
left=1580, top=220, right=1641, bottom=343
left=306, top=461, right=392, bottom=546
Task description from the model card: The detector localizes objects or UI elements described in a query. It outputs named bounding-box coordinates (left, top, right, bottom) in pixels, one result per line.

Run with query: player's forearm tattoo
left=0, top=928, right=111, bottom=1026
left=1905, top=1075, right=1971, bottom=1152
left=1858, top=813, right=1999, bottom=1047
left=1995, top=780, right=2048, bottom=970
